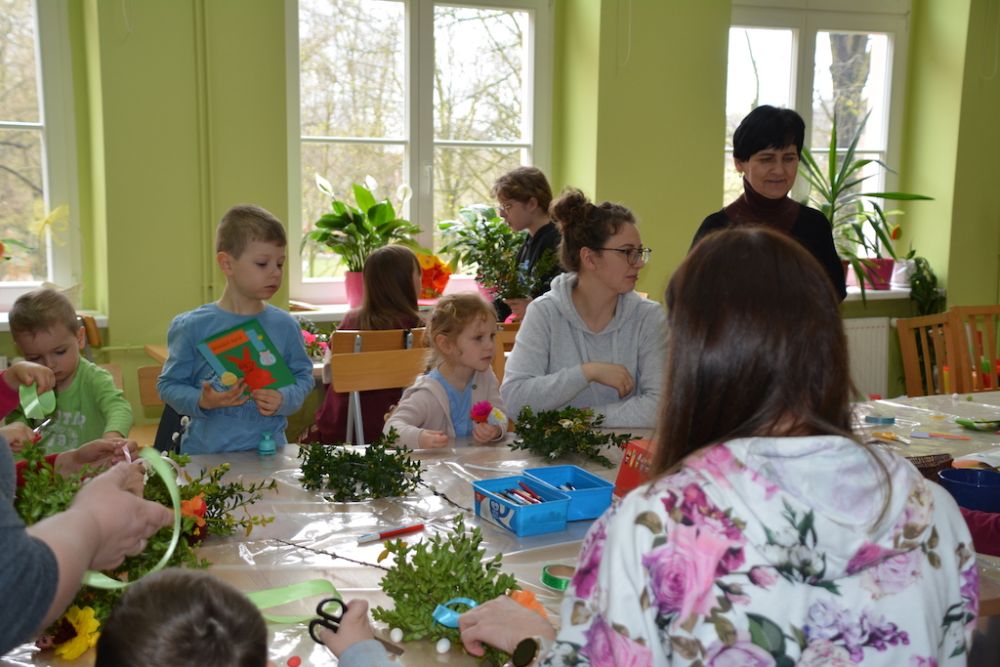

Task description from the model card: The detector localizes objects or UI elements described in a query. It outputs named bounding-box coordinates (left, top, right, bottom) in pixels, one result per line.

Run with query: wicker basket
left=906, top=453, right=953, bottom=482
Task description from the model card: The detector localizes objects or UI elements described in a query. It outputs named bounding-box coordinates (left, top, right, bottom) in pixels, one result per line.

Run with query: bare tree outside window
left=0, top=0, right=47, bottom=282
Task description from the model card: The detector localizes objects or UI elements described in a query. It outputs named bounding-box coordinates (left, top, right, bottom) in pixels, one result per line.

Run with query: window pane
left=300, top=141, right=405, bottom=279
left=299, top=0, right=404, bottom=138
left=812, top=32, right=890, bottom=152
left=434, top=5, right=528, bottom=142
left=725, top=27, right=794, bottom=148
left=722, top=151, right=743, bottom=206
left=0, top=0, right=40, bottom=123
left=0, top=128, right=46, bottom=280
left=433, top=145, right=522, bottom=249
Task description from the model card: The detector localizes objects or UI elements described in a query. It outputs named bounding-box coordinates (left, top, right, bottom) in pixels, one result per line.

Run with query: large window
left=0, top=0, right=77, bottom=308
left=290, top=0, right=552, bottom=303
left=724, top=3, right=909, bottom=229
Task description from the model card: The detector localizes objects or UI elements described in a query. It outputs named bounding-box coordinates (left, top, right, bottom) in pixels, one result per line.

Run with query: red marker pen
left=357, top=523, right=425, bottom=544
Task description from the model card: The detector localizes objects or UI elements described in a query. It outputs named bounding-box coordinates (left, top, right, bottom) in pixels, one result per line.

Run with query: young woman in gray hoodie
left=500, top=189, right=666, bottom=428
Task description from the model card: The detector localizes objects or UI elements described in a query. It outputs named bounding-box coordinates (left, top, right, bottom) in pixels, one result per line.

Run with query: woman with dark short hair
left=693, top=105, right=847, bottom=300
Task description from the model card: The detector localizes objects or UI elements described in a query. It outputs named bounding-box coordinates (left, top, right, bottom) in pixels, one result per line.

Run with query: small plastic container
left=472, top=476, right=569, bottom=536
left=938, top=468, right=1000, bottom=512
left=258, top=431, right=276, bottom=457
left=524, top=465, right=614, bottom=521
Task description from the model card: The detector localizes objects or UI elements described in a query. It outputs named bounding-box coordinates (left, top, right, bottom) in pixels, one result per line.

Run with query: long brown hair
left=653, top=226, right=856, bottom=475
left=354, top=245, right=422, bottom=330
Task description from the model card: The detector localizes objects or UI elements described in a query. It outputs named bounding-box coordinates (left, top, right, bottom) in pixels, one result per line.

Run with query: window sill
left=843, top=286, right=911, bottom=302
left=0, top=310, right=108, bottom=334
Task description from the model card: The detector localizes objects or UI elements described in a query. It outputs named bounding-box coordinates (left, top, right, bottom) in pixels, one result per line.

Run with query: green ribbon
left=82, top=447, right=182, bottom=589
left=540, top=564, right=575, bottom=591
left=19, top=384, right=56, bottom=420
left=245, top=579, right=340, bottom=623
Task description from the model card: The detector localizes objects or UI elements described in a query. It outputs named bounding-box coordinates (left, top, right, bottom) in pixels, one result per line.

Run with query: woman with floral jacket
left=457, top=227, right=978, bottom=666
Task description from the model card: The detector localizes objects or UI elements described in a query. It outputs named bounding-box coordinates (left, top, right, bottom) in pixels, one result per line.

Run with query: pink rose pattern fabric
left=541, top=441, right=978, bottom=667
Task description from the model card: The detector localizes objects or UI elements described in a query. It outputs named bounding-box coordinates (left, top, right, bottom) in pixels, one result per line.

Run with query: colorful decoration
left=300, top=319, right=332, bottom=359
left=417, top=253, right=452, bottom=299
left=470, top=401, right=508, bottom=429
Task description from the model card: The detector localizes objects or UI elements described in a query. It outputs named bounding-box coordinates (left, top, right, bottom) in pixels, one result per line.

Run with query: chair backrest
left=329, top=348, right=428, bottom=393
left=137, top=365, right=165, bottom=407
left=950, top=305, right=1000, bottom=392
left=99, top=363, right=123, bottom=390
left=328, top=328, right=426, bottom=354
left=896, top=312, right=961, bottom=396
left=492, top=329, right=518, bottom=381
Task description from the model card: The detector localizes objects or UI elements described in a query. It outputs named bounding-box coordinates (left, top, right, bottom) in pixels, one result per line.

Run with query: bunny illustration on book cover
left=197, top=319, right=295, bottom=391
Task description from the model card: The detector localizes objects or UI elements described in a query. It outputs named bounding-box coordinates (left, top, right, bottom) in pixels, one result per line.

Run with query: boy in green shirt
left=6, top=288, right=133, bottom=453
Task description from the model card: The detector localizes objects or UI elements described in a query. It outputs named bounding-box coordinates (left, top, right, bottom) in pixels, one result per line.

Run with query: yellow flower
left=417, top=253, right=437, bottom=270
left=53, top=606, right=100, bottom=660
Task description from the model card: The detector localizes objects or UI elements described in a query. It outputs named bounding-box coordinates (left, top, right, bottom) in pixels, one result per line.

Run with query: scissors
left=308, top=597, right=404, bottom=655
left=30, top=417, right=54, bottom=444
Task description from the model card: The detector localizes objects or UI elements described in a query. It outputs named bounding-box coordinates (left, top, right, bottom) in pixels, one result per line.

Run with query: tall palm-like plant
left=798, top=111, right=931, bottom=295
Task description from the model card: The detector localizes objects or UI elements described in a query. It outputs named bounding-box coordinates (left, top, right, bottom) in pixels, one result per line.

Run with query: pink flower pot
left=849, top=258, right=895, bottom=290
left=345, top=271, right=364, bottom=308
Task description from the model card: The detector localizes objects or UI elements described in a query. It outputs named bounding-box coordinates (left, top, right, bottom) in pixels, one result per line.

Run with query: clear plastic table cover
left=2, top=434, right=638, bottom=666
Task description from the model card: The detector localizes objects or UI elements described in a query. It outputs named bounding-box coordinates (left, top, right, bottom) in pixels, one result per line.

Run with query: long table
left=9, top=391, right=1000, bottom=665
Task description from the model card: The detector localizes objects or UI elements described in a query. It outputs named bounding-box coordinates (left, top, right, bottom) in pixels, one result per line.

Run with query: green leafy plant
left=798, top=111, right=931, bottom=297
left=15, top=445, right=275, bottom=652
left=306, top=175, right=423, bottom=272
left=438, top=205, right=554, bottom=299
left=908, top=256, right=946, bottom=315
left=373, top=514, right=517, bottom=665
left=512, top=406, right=633, bottom=468
left=298, top=428, right=423, bottom=501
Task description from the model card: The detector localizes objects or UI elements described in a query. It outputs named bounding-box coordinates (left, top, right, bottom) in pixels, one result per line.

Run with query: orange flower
left=417, top=253, right=452, bottom=298
left=890, top=224, right=902, bottom=240
left=509, top=589, right=549, bottom=620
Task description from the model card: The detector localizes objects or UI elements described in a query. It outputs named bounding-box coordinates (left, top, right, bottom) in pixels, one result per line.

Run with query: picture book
left=197, top=319, right=294, bottom=391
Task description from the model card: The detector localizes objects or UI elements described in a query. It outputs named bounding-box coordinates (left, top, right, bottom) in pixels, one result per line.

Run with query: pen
left=357, top=523, right=425, bottom=545
left=910, top=431, right=972, bottom=441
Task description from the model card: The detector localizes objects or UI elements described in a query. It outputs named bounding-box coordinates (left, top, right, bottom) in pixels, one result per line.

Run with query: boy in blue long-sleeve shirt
left=158, top=204, right=314, bottom=454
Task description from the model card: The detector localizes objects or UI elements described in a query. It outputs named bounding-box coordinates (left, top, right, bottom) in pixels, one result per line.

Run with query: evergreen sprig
left=372, top=514, right=517, bottom=665
left=513, top=406, right=633, bottom=468
left=298, top=428, right=423, bottom=501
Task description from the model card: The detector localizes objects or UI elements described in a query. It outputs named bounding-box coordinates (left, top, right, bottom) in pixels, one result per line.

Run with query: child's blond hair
left=9, top=288, right=80, bottom=337
left=426, top=293, right=497, bottom=369
left=216, top=204, right=286, bottom=258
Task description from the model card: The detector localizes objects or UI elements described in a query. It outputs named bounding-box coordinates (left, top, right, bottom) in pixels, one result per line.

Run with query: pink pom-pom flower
left=471, top=401, right=493, bottom=423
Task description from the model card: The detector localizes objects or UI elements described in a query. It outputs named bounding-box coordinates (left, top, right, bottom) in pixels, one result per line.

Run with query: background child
left=6, top=288, right=133, bottom=453
left=491, top=166, right=563, bottom=322
left=384, top=293, right=506, bottom=448
left=95, top=569, right=270, bottom=667
left=304, top=245, right=424, bottom=444
left=157, top=204, right=314, bottom=454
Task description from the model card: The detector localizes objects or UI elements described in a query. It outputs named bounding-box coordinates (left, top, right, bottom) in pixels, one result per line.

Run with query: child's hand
left=198, top=380, right=249, bottom=410
left=418, top=429, right=449, bottom=448
left=582, top=362, right=635, bottom=398
left=316, top=599, right=376, bottom=658
left=472, top=422, right=502, bottom=444
left=0, top=422, right=35, bottom=452
left=56, top=438, right=137, bottom=475
left=251, top=388, right=283, bottom=416
left=3, top=361, right=56, bottom=394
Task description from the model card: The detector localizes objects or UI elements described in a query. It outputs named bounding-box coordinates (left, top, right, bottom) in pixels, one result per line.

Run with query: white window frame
left=286, top=0, right=553, bottom=304
left=0, top=0, right=80, bottom=310
left=728, top=1, right=910, bottom=199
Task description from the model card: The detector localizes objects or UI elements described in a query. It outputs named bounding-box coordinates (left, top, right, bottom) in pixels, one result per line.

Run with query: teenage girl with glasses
left=499, top=188, right=665, bottom=429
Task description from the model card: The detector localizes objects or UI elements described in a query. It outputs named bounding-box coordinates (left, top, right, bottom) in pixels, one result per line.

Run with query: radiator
left=843, top=317, right=890, bottom=398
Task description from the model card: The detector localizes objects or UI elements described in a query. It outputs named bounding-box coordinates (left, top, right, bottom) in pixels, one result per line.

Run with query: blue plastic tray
left=472, top=476, right=570, bottom=536
left=525, top=465, right=614, bottom=521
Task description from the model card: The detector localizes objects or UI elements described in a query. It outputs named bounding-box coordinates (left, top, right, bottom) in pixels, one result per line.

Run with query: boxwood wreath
left=298, top=428, right=423, bottom=501
left=373, top=514, right=517, bottom=666
left=512, top=405, right=633, bottom=468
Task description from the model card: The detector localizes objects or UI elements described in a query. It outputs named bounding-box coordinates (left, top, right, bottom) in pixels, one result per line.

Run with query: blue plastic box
left=472, top=476, right=570, bottom=536
left=525, top=465, right=614, bottom=521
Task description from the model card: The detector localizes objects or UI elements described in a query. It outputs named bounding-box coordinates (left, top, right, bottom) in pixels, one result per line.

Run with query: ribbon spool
left=19, top=384, right=56, bottom=420
left=864, top=415, right=896, bottom=425
left=540, top=564, right=575, bottom=591
left=82, top=447, right=182, bottom=589
left=432, top=597, right=478, bottom=628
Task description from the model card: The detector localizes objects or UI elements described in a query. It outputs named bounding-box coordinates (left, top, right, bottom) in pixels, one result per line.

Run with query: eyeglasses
left=496, top=201, right=517, bottom=214
left=599, top=246, right=652, bottom=266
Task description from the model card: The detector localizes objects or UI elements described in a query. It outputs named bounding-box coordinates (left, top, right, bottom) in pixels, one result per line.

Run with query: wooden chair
left=323, top=328, right=426, bottom=444
left=492, top=327, right=518, bottom=382
left=950, top=305, right=1000, bottom=392
left=127, top=365, right=164, bottom=447
left=328, top=348, right=428, bottom=444
left=896, top=312, right=962, bottom=396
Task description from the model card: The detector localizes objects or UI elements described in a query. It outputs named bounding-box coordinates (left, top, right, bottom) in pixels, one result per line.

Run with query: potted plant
left=798, top=112, right=932, bottom=297
left=306, top=175, right=423, bottom=307
left=437, top=205, right=557, bottom=300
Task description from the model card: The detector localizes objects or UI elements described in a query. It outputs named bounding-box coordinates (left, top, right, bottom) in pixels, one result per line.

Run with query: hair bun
left=552, top=188, right=591, bottom=229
